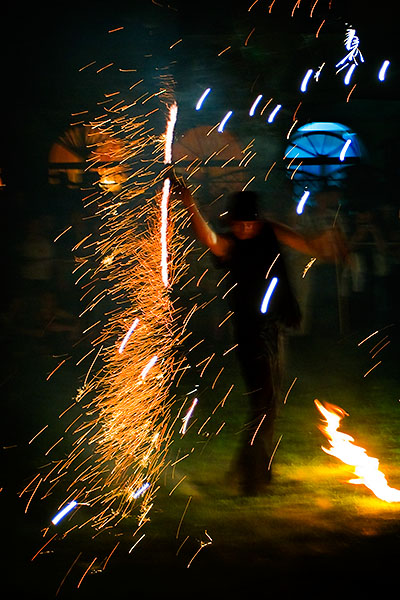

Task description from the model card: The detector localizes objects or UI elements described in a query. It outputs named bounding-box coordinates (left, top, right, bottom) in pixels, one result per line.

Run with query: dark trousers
left=232, top=316, right=283, bottom=493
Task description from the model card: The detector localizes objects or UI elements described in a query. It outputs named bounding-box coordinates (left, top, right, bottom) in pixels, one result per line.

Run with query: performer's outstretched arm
left=172, top=174, right=348, bottom=263
left=172, top=180, right=231, bottom=258
left=271, top=220, right=349, bottom=262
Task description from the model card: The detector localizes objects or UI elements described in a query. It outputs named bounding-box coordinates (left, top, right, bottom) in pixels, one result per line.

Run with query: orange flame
left=315, top=399, right=400, bottom=502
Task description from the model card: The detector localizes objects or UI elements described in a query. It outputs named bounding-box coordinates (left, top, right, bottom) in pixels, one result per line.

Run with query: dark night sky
left=2, top=0, right=399, bottom=197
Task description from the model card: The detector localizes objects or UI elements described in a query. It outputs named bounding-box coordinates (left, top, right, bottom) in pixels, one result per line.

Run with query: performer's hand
left=169, top=171, right=193, bottom=207
left=164, top=164, right=178, bottom=184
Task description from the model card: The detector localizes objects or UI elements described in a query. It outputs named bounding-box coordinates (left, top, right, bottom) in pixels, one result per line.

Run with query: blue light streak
left=267, top=104, right=282, bottom=123
left=249, top=94, right=263, bottom=116
left=195, top=88, right=211, bottom=110
left=378, top=60, right=390, bottom=81
left=300, top=69, right=314, bottom=92
left=260, top=277, right=279, bottom=314
left=133, top=482, right=150, bottom=499
left=344, top=63, right=357, bottom=85
left=51, top=501, right=78, bottom=525
left=218, top=110, right=233, bottom=132
left=339, top=139, right=352, bottom=161
left=296, top=190, right=310, bottom=215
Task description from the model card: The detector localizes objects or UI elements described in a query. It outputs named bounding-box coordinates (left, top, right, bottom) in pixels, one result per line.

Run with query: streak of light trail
left=267, top=104, right=282, bottom=123
left=129, top=534, right=146, bottom=553
left=51, top=501, right=78, bottom=525
left=161, top=102, right=178, bottom=287
left=249, top=94, right=263, bottom=116
left=118, top=318, right=139, bottom=353
left=260, top=277, right=278, bottom=313
left=140, top=355, right=158, bottom=379
left=296, top=189, right=310, bottom=214
left=180, top=398, right=198, bottom=434
left=195, top=88, right=211, bottom=110
left=344, top=63, right=356, bottom=85
left=300, top=69, right=313, bottom=92
left=218, top=110, right=233, bottom=132
left=339, top=139, right=352, bottom=161
left=133, top=482, right=150, bottom=499
left=378, top=60, right=390, bottom=81
left=176, top=496, right=192, bottom=539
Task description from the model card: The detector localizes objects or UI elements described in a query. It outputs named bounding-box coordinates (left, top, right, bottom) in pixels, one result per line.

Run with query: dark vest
left=217, top=222, right=301, bottom=329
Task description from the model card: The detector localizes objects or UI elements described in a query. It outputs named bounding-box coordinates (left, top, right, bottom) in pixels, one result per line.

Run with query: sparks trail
left=22, top=91, right=194, bottom=534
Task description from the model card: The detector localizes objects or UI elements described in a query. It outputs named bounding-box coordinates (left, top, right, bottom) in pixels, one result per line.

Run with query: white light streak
left=260, top=277, right=279, bottom=313
left=336, top=28, right=364, bottom=71
left=133, top=482, right=150, bottom=499
left=140, top=355, right=158, bottom=380
left=218, top=110, right=233, bottom=132
left=180, top=398, right=198, bottom=435
left=300, top=69, right=314, bottom=92
left=249, top=94, right=263, bottom=116
left=314, top=62, right=325, bottom=81
left=161, top=178, right=171, bottom=287
left=339, top=139, right=352, bottom=161
left=344, top=63, right=357, bottom=85
left=195, top=88, right=211, bottom=110
left=161, top=103, right=178, bottom=287
left=267, top=104, right=282, bottom=123
left=378, top=60, right=390, bottom=81
left=118, top=318, right=140, bottom=353
left=51, top=501, right=78, bottom=525
left=296, top=189, right=310, bottom=214
left=164, top=103, right=178, bottom=165
left=336, top=27, right=364, bottom=84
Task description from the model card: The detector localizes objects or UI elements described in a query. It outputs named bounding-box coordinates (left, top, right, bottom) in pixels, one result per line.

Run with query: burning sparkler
left=21, top=90, right=193, bottom=537
left=315, top=400, right=400, bottom=503
left=161, top=102, right=178, bottom=288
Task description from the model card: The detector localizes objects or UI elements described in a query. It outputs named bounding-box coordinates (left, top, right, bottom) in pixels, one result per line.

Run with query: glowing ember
left=315, top=400, right=400, bottom=502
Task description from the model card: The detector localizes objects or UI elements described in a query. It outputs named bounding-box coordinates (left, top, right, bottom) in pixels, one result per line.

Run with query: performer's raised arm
left=172, top=174, right=348, bottom=263
left=172, top=178, right=231, bottom=258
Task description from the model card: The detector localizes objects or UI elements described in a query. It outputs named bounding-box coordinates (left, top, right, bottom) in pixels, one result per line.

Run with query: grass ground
left=2, top=321, right=400, bottom=597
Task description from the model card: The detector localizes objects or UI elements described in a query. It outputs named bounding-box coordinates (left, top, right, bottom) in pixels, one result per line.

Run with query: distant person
left=172, top=176, right=347, bottom=496
left=291, top=185, right=350, bottom=335
left=345, top=208, right=388, bottom=330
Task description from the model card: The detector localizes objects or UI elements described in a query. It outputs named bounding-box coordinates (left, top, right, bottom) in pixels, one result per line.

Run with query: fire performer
left=172, top=175, right=348, bottom=496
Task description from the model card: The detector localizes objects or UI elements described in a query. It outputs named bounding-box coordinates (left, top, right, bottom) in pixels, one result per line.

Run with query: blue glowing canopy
left=285, top=122, right=362, bottom=199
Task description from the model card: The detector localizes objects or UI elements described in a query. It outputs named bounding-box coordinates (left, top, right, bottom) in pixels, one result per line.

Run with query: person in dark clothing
left=217, top=193, right=302, bottom=495
left=172, top=179, right=348, bottom=495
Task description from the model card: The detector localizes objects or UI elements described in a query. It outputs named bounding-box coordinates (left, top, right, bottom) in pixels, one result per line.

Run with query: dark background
left=1, top=1, right=400, bottom=595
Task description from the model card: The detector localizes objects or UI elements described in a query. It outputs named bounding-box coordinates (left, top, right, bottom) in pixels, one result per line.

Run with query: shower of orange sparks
left=315, top=399, right=400, bottom=502
left=21, top=90, right=194, bottom=533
